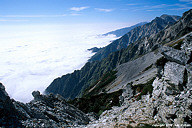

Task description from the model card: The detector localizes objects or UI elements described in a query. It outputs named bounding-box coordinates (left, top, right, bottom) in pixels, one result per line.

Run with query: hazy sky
left=0, top=0, right=192, bottom=26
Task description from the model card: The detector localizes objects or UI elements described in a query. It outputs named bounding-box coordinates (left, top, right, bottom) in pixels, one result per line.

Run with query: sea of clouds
left=0, top=24, right=119, bottom=102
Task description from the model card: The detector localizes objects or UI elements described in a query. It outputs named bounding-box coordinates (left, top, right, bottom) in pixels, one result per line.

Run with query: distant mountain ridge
left=45, top=13, right=185, bottom=100
left=102, top=22, right=148, bottom=37
left=89, top=15, right=181, bottom=62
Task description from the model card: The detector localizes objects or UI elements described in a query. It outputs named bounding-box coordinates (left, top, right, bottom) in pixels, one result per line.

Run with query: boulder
left=161, top=46, right=189, bottom=65
left=163, top=62, right=185, bottom=89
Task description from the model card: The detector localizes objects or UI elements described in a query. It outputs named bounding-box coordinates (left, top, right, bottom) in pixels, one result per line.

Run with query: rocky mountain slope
left=102, top=22, right=147, bottom=37
left=86, top=32, right=192, bottom=127
left=0, top=83, right=90, bottom=127
left=45, top=12, right=187, bottom=100
left=89, top=15, right=180, bottom=62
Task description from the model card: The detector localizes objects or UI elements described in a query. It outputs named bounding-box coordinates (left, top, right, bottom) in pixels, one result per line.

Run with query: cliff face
left=45, top=11, right=190, bottom=100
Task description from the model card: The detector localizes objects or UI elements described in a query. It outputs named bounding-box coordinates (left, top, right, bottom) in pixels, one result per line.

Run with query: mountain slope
left=102, top=22, right=147, bottom=37
left=45, top=10, right=191, bottom=100
left=89, top=15, right=181, bottom=62
left=86, top=31, right=192, bottom=127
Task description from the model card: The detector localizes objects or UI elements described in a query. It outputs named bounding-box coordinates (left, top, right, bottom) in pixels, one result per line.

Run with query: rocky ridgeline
left=85, top=33, right=192, bottom=128
left=0, top=85, right=90, bottom=127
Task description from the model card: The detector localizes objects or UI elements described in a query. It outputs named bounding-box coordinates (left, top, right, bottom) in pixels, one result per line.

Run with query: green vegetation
left=131, top=77, right=156, bottom=100
left=173, top=39, right=184, bottom=50
left=68, top=90, right=122, bottom=116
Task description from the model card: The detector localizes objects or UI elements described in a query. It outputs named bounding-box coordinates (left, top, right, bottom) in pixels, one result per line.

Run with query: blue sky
left=0, top=0, right=192, bottom=26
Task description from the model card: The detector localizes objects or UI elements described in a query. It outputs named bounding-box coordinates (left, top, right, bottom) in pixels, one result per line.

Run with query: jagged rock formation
left=89, top=15, right=180, bottom=62
left=45, top=11, right=188, bottom=100
left=102, top=22, right=147, bottom=37
left=0, top=84, right=90, bottom=127
left=0, top=83, right=23, bottom=127
left=86, top=32, right=192, bottom=128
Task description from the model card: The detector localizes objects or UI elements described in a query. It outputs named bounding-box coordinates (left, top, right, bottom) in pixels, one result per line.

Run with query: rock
left=161, top=46, right=189, bottom=65
left=0, top=83, right=23, bottom=127
left=86, top=112, right=99, bottom=122
left=32, top=91, right=41, bottom=100
left=163, top=62, right=185, bottom=88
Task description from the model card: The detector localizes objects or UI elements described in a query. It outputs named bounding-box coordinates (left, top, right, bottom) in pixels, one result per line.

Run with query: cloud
left=168, top=6, right=192, bottom=10
left=151, top=4, right=167, bottom=9
left=70, top=13, right=81, bottom=16
left=0, top=19, right=29, bottom=22
left=70, top=6, right=89, bottom=11
left=0, top=24, right=118, bottom=103
left=179, top=0, right=192, bottom=4
left=95, top=8, right=114, bottom=12
left=179, top=0, right=192, bottom=2
left=127, top=3, right=138, bottom=6
left=2, top=14, right=66, bottom=18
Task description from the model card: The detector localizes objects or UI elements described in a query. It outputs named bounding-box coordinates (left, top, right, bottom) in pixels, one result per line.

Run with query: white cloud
left=2, top=14, right=66, bottom=18
left=95, top=8, right=114, bottom=12
left=127, top=3, right=138, bottom=6
left=70, top=13, right=81, bottom=16
left=0, top=19, right=29, bottom=22
left=151, top=4, right=167, bottom=9
left=168, top=6, right=192, bottom=10
left=179, top=0, right=192, bottom=2
left=0, top=24, right=118, bottom=103
left=179, top=0, right=192, bottom=4
left=70, top=6, right=89, bottom=11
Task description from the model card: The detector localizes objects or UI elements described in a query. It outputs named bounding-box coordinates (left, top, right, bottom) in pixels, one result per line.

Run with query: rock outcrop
left=0, top=83, right=23, bottom=127
left=0, top=84, right=90, bottom=127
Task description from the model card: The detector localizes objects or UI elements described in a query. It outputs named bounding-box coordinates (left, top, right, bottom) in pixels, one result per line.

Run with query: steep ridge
left=102, top=22, right=147, bottom=37
left=89, top=15, right=180, bottom=62
left=45, top=10, right=191, bottom=101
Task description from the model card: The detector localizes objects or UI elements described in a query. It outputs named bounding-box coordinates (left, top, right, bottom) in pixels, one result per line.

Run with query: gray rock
left=161, top=46, right=189, bottom=65
left=164, top=62, right=185, bottom=88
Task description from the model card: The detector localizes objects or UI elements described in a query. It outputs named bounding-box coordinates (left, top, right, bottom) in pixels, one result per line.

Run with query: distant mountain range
left=102, top=22, right=148, bottom=37
left=89, top=15, right=181, bottom=62
left=45, top=14, right=182, bottom=100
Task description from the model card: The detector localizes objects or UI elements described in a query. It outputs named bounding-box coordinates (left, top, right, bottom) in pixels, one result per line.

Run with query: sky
left=0, top=0, right=191, bottom=26
left=0, top=0, right=191, bottom=102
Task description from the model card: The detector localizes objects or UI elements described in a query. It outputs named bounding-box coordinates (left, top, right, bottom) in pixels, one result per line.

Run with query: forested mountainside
left=45, top=11, right=190, bottom=101
left=89, top=15, right=181, bottom=62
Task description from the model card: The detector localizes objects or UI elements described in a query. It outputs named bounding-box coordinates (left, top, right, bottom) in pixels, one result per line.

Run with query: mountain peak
left=160, top=14, right=181, bottom=21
